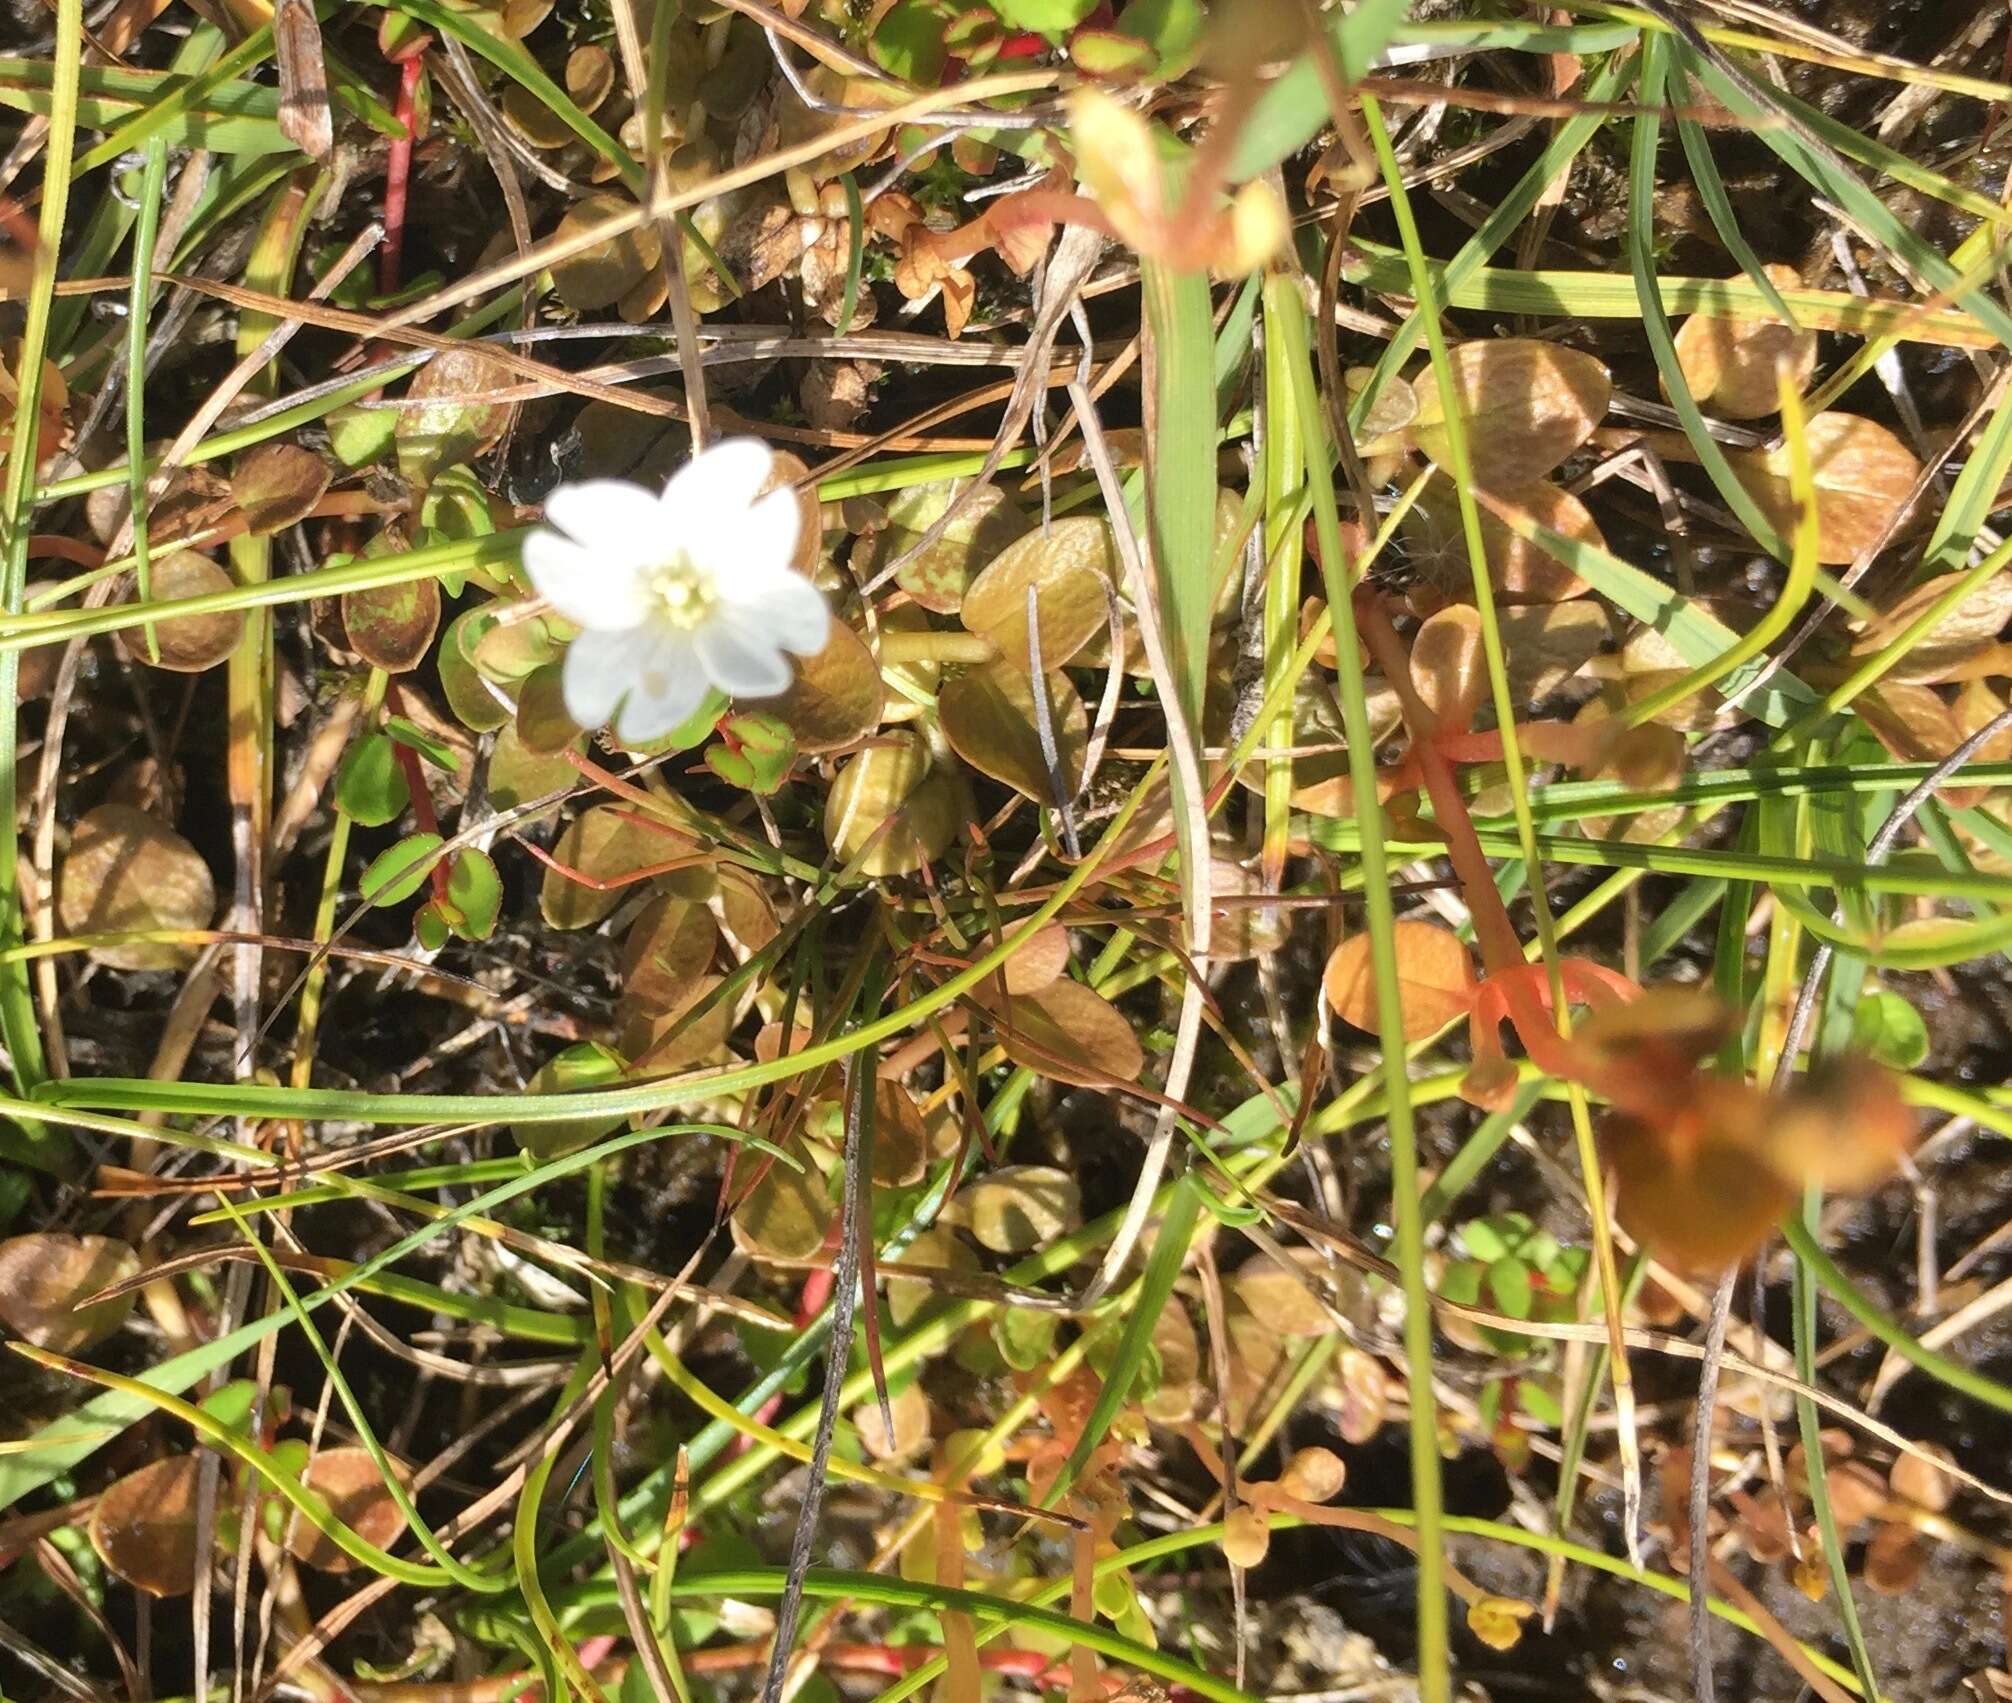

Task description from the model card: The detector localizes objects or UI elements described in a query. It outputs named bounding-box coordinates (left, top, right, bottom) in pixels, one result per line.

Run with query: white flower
left=521, top=438, right=830, bottom=744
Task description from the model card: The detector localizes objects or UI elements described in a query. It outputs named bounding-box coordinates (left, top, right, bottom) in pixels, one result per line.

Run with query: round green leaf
left=335, top=732, right=410, bottom=827
left=441, top=604, right=511, bottom=731
left=513, top=1042, right=628, bottom=1161
left=1851, top=988, right=1929, bottom=1070
left=444, top=849, right=502, bottom=939
left=361, top=833, right=445, bottom=906
left=1486, top=1255, right=1534, bottom=1321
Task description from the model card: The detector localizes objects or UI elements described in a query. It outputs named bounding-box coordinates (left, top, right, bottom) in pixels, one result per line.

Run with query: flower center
left=645, top=556, right=717, bottom=630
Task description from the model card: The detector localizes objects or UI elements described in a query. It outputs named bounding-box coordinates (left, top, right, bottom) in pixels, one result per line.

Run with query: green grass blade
left=1044, top=1173, right=1203, bottom=1506
left=1346, top=50, right=1638, bottom=427
left=0, top=0, right=76, bottom=1130
left=1781, top=1214, right=2012, bottom=1417
left=1669, top=64, right=1798, bottom=325
left=674, top=1567, right=1261, bottom=1703
left=1676, top=40, right=2012, bottom=351
left=1270, top=269, right=1447, bottom=1701
left=1141, top=257, right=1219, bottom=730
left=1628, top=34, right=1785, bottom=558
left=126, top=138, right=169, bottom=662
left=1229, top=13, right=1634, bottom=181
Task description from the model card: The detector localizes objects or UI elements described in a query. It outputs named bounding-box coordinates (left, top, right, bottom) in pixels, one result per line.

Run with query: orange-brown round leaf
left=231, top=441, right=331, bottom=535
left=731, top=1147, right=834, bottom=1262
left=1222, top=1503, right=1271, bottom=1569
left=1406, top=339, right=1612, bottom=490
left=852, top=1381, right=931, bottom=1461
left=541, top=805, right=696, bottom=930
left=1410, top=603, right=1486, bottom=726
left=1322, top=921, right=1477, bottom=1042
left=970, top=976, right=1143, bottom=1087
left=1231, top=1249, right=1354, bottom=1338
left=756, top=450, right=823, bottom=577
left=824, top=733, right=960, bottom=877
left=764, top=619, right=885, bottom=754
left=90, top=1455, right=201, bottom=1596
left=1767, top=1057, right=1914, bottom=1195
left=394, top=345, right=516, bottom=484
left=343, top=579, right=442, bottom=673
left=939, top=663, right=1087, bottom=802
left=1600, top=1082, right=1795, bottom=1275
left=287, top=1447, right=411, bottom=1572
left=1278, top=1446, right=1346, bottom=1504
left=1733, top=412, right=1921, bottom=565
left=872, top=1079, right=930, bottom=1187
left=621, top=895, right=718, bottom=1013
left=1404, top=479, right=1596, bottom=605
left=1889, top=1444, right=1955, bottom=1513
left=0, top=1232, right=139, bottom=1352
left=58, top=803, right=216, bottom=970
left=1670, top=266, right=1819, bottom=420
left=115, top=551, right=243, bottom=672
left=1852, top=569, right=2012, bottom=685
left=565, top=42, right=615, bottom=113
left=1863, top=1521, right=1926, bottom=1596
left=960, top=517, right=1119, bottom=672
left=965, top=1165, right=1081, bottom=1254
left=1001, top=924, right=1070, bottom=995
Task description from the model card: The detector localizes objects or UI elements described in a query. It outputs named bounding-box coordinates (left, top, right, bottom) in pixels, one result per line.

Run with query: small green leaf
left=414, top=900, right=450, bottom=953
left=1458, top=1218, right=1510, bottom=1263
left=1437, top=1260, right=1482, bottom=1307
left=872, top=0, right=952, bottom=80
left=197, top=1380, right=261, bottom=1436
left=1092, top=1564, right=1134, bottom=1620
left=1070, top=30, right=1155, bottom=74
left=0, top=1168, right=29, bottom=1232
left=711, top=712, right=797, bottom=795
left=1487, top=1256, right=1534, bottom=1321
left=705, top=745, right=756, bottom=789
left=991, top=1306, right=1058, bottom=1371
left=361, top=833, right=445, bottom=906
left=991, top=0, right=1097, bottom=33
left=384, top=716, right=459, bottom=771
left=444, top=849, right=502, bottom=940
left=1517, top=1378, right=1565, bottom=1429
left=420, top=466, right=497, bottom=542
left=1851, top=988, right=1929, bottom=1069
left=1116, top=0, right=1202, bottom=62
left=266, top=1436, right=312, bottom=1483
left=327, top=402, right=397, bottom=469
left=440, top=605, right=510, bottom=732
left=335, top=733, right=410, bottom=827
left=513, top=1042, right=629, bottom=1161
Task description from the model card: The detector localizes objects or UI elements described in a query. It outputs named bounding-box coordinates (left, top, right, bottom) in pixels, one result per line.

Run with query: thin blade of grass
left=757, top=1031, right=879, bottom=1703
left=1269, top=271, right=1446, bottom=1701
left=1042, top=1173, right=1204, bottom=1508
left=125, top=138, right=169, bottom=664
left=1629, top=33, right=1786, bottom=559
left=0, top=0, right=75, bottom=1136
left=1140, top=256, right=1218, bottom=952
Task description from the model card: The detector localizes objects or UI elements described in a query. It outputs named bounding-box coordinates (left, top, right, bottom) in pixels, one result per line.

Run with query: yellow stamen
left=646, top=557, right=717, bottom=630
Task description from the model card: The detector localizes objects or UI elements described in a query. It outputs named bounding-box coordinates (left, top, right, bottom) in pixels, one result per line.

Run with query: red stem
left=381, top=55, right=424, bottom=295
left=382, top=681, right=452, bottom=904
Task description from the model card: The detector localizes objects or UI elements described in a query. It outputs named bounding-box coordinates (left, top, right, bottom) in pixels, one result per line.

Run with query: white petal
left=660, top=438, right=775, bottom=541
left=694, top=486, right=801, bottom=583
left=524, top=529, right=650, bottom=631
left=542, top=478, right=663, bottom=554
left=695, top=610, right=794, bottom=699
left=615, top=632, right=711, bottom=743
left=724, top=568, right=829, bottom=656
left=561, top=627, right=659, bottom=729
